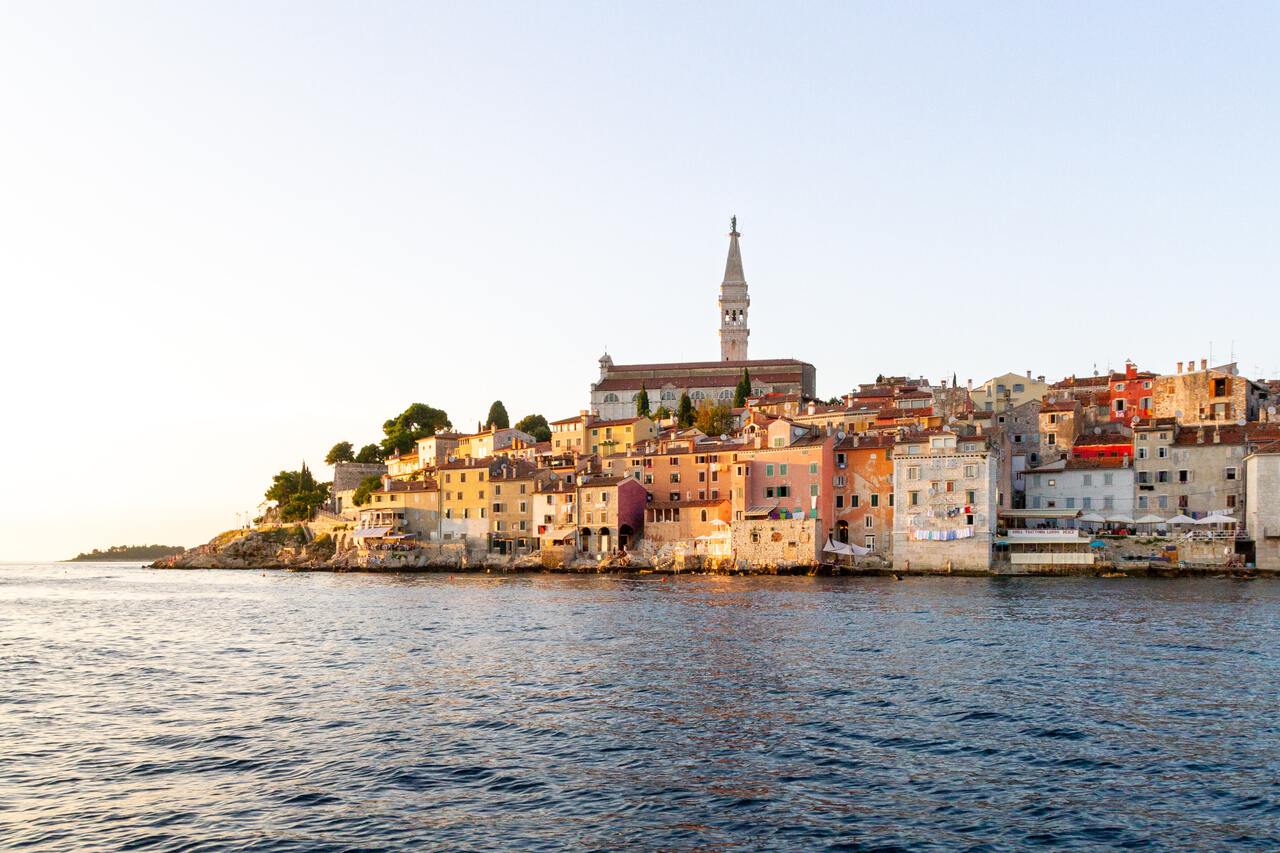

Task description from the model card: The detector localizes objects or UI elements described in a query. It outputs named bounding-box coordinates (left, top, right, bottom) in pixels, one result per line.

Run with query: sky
left=1, top=2, right=1278, bottom=560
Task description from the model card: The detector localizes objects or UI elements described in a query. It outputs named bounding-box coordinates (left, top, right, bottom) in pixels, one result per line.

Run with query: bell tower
left=719, top=216, right=750, bottom=361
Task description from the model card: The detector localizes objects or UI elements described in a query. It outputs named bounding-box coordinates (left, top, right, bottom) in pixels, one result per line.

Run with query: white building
left=1244, top=447, right=1280, bottom=570
left=1024, top=458, right=1136, bottom=524
left=892, top=431, right=999, bottom=572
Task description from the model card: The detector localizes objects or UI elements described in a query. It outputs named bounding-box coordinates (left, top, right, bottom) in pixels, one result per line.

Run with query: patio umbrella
left=1135, top=514, right=1165, bottom=524
left=1167, top=514, right=1195, bottom=525
left=1079, top=512, right=1107, bottom=523
left=1107, top=513, right=1137, bottom=525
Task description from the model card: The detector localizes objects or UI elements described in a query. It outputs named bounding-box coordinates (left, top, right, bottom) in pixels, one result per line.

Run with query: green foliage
left=635, top=385, right=651, bottom=417
left=324, top=441, right=355, bottom=465
left=352, top=475, right=383, bottom=507
left=355, top=444, right=384, bottom=463
left=694, top=400, right=734, bottom=437
left=68, top=544, right=185, bottom=562
left=381, top=403, right=451, bottom=456
left=677, top=392, right=695, bottom=428
left=654, top=405, right=671, bottom=421
left=266, top=462, right=330, bottom=522
left=514, top=413, right=551, bottom=443
left=486, top=400, right=510, bottom=430
left=734, top=368, right=752, bottom=407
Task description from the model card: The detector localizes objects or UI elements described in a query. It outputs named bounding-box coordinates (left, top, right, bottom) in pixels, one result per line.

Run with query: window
left=779, top=464, right=789, bottom=476
left=1066, top=498, right=1076, bottom=509
left=1046, top=434, right=1057, bottom=446
left=669, top=492, right=680, bottom=502
left=851, top=495, right=860, bottom=508
left=1157, top=470, right=1170, bottom=483
left=1047, top=479, right=1056, bottom=487
left=865, top=516, right=873, bottom=528
left=1013, top=383, right=1025, bottom=393
left=865, top=535, right=875, bottom=549
left=1157, top=446, right=1168, bottom=459
left=870, top=494, right=879, bottom=507
left=1137, top=447, right=1148, bottom=460
left=1179, top=470, right=1191, bottom=483
left=835, top=495, right=845, bottom=509
left=1048, top=414, right=1059, bottom=425
left=836, top=452, right=847, bottom=467
left=1083, top=497, right=1092, bottom=509
left=777, top=485, right=791, bottom=498
left=1138, top=496, right=1148, bottom=509
left=1103, top=496, right=1114, bottom=510
left=765, top=464, right=774, bottom=477
left=1115, top=383, right=1126, bottom=392
left=1158, top=495, right=1168, bottom=510
left=909, top=491, right=920, bottom=506
left=1103, top=473, right=1114, bottom=486
left=1227, top=494, right=1237, bottom=508
left=1225, top=467, right=1237, bottom=480
left=700, top=509, right=708, bottom=522
left=907, top=466, right=921, bottom=480
left=964, top=464, right=977, bottom=478
left=965, top=490, right=976, bottom=504
left=809, top=463, right=818, bottom=474
left=810, top=485, right=819, bottom=497
left=888, top=494, right=894, bottom=507
left=1083, top=474, right=1093, bottom=486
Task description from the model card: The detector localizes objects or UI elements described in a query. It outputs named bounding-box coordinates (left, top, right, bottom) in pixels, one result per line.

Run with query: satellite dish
left=837, top=431, right=846, bottom=441
left=1238, top=418, right=1247, bottom=427
left=720, top=434, right=728, bottom=441
left=1174, top=410, right=1183, bottom=419
left=1094, top=427, right=1102, bottom=435
left=1270, top=406, right=1277, bottom=415
left=1131, top=416, right=1140, bottom=427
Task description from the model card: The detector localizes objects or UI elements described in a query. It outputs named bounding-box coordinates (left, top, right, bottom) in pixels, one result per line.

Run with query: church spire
left=719, top=216, right=750, bottom=362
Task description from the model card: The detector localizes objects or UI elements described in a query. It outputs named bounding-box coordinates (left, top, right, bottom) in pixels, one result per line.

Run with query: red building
left=1071, top=431, right=1134, bottom=460
left=1109, top=362, right=1157, bottom=422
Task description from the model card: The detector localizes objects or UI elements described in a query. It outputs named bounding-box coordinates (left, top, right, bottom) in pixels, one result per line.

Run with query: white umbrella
left=1194, top=513, right=1237, bottom=525
left=1135, top=514, right=1165, bottom=524
left=1167, top=514, right=1195, bottom=524
left=1107, top=513, right=1137, bottom=524
left=1080, top=512, right=1107, bottom=523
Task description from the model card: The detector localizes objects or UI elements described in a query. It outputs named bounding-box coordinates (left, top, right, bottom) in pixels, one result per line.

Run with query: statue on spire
left=730, top=214, right=737, bottom=234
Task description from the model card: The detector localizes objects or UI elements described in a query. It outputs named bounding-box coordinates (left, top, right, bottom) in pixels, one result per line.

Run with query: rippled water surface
left=2, top=564, right=1279, bottom=850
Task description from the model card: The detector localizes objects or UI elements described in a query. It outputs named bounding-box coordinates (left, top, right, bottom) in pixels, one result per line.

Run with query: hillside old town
left=179, top=222, right=1280, bottom=575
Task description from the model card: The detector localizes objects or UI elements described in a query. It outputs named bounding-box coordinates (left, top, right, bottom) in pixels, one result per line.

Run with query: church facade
left=589, top=220, right=816, bottom=421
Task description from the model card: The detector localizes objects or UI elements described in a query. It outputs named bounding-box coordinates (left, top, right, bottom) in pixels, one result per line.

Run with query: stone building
left=1244, top=445, right=1280, bottom=570
left=1151, top=360, right=1268, bottom=426
left=330, top=461, right=388, bottom=518
left=575, top=475, right=646, bottom=556
left=357, top=477, right=440, bottom=539
left=1038, top=399, right=1082, bottom=462
left=488, top=459, right=553, bottom=555
left=588, top=222, right=815, bottom=420
left=892, top=432, right=999, bottom=572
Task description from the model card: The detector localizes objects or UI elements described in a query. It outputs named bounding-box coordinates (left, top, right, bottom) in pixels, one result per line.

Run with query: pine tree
left=486, top=400, right=510, bottom=430
left=734, top=368, right=752, bottom=407
left=677, top=392, right=695, bottom=428
left=636, top=384, right=651, bottom=417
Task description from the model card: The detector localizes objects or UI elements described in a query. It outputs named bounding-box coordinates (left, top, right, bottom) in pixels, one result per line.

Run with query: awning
left=1193, top=514, right=1238, bottom=525
left=823, top=538, right=871, bottom=556
left=1167, top=514, right=1196, bottom=524
left=1107, top=514, right=1137, bottom=524
left=1135, top=514, right=1166, bottom=524
left=999, top=508, right=1081, bottom=519
left=353, top=527, right=392, bottom=539
left=541, top=525, right=577, bottom=542
left=744, top=501, right=779, bottom=519
left=1079, top=512, right=1107, bottom=523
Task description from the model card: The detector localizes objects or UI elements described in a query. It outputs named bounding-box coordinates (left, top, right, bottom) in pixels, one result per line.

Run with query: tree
left=355, top=444, right=384, bottom=463
left=694, top=400, right=734, bottom=437
left=677, top=392, right=695, bottom=428
left=352, top=475, right=383, bottom=507
left=381, top=403, right=451, bottom=456
left=635, top=384, right=651, bottom=418
left=734, top=368, right=752, bottom=407
left=265, top=462, right=330, bottom=521
left=514, top=413, right=551, bottom=443
left=486, top=400, right=510, bottom=430
left=324, top=441, right=355, bottom=465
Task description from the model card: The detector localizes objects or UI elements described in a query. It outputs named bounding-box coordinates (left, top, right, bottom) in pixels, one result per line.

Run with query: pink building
left=736, top=419, right=836, bottom=527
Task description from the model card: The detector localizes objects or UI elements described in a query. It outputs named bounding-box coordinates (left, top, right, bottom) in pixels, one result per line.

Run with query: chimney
left=1177, top=361, right=1183, bottom=374
left=381, top=474, right=391, bottom=490
left=1213, top=428, right=1221, bottom=444
left=1196, top=427, right=1205, bottom=444
left=1027, top=369, right=1032, bottom=379
left=1201, top=358, right=1208, bottom=371
left=808, top=401, right=817, bottom=415
left=843, top=393, right=853, bottom=407
left=1122, top=454, right=1130, bottom=468
left=1037, top=376, right=1045, bottom=384
left=967, top=378, right=973, bottom=391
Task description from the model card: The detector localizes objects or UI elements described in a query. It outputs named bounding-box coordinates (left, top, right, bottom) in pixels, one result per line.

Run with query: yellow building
left=587, top=416, right=656, bottom=456
left=354, top=477, right=441, bottom=546
left=438, top=457, right=493, bottom=541
left=972, top=372, right=1049, bottom=412
left=550, top=413, right=588, bottom=455
left=488, top=459, right=552, bottom=555
left=385, top=449, right=422, bottom=480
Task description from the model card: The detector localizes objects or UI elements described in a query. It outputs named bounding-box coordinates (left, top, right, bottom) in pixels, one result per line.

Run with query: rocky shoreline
left=151, top=527, right=1273, bottom=579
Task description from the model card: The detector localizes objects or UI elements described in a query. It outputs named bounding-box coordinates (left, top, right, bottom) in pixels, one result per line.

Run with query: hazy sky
left=2, top=2, right=1278, bottom=560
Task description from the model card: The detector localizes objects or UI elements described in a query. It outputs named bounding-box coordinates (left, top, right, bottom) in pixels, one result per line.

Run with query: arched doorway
left=618, top=524, right=633, bottom=551
left=579, top=527, right=592, bottom=553
left=836, top=520, right=849, bottom=544
left=598, top=527, right=611, bottom=554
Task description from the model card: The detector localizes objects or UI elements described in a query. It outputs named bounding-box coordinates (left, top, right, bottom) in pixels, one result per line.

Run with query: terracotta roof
left=606, top=358, right=811, bottom=372
left=1072, top=432, right=1133, bottom=446
left=1064, top=457, right=1131, bottom=471
left=593, top=371, right=806, bottom=393
left=1040, top=400, right=1081, bottom=413
left=835, top=433, right=897, bottom=451
left=589, top=416, right=648, bottom=428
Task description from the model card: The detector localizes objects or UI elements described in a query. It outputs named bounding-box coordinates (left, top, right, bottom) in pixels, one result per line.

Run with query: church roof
left=723, top=226, right=745, bottom=284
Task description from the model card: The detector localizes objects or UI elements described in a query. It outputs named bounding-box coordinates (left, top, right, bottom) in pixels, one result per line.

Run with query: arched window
left=603, top=393, right=619, bottom=403
left=718, top=388, right=733, bottom=399
left=661, top=390, right=677, bottom=401
left=691, top=390, right=706, bottom=400
left=700, top=509, right=708, bottom=522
